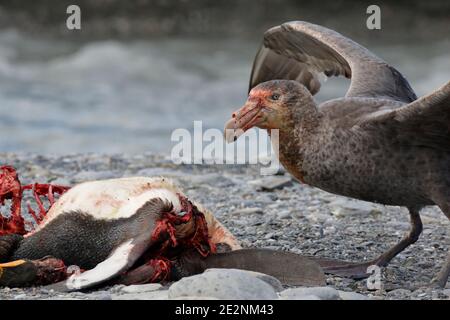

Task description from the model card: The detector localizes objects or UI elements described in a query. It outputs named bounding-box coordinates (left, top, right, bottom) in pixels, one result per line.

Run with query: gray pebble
left=231, top=207, right=263, bottom=215
left=279, top=287, right=341, bottom=300
left=442, top=289, right=450, bottom=298
left=329, top=199, right=382, bottom=217
left=120, top=283, right=163, bottom=293
left=248, top=176, right=293, bottom=191
left=338, top=291, right=370, bottom=300
left=277, top=210, right=292, bottom=219
left=386, top=288, right=412, bottom=298
left=279, top=294, right=321, bottom=300
left=111, top=290, right=169, bottom=300
left=172, top=296, right=219, bottom=300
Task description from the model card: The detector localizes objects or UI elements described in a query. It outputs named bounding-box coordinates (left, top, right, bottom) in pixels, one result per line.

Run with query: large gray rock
left=292, top=295, right=321, bottom=300
left=338, top=291, right=370, bottom=300
left=168, top=269, right=278, bottom=300
left=386, top=288, right=412, bottom=299
left=172, top=296, right=219, bottom=300
left=120, top=283, right=163, bottom=294
left=279, top=287, right=341, bottom=300
left=88, top=291, right=112, bottom=300
left=235, top=270, right=284, bottom=292
left=111, top=290, right=169, bottom=300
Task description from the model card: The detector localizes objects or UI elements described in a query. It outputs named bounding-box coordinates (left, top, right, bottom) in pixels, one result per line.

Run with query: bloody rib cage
left=0, top=166, right=70, bottom=235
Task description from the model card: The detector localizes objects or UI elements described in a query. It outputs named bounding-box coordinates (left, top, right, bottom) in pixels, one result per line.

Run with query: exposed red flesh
left=141, top=194, right=216, bottom=283
left=0, top=165, right=70, bottom=236
left=148, top=258, right=172, bottom=283
left=150, top=195, right=216, bottom=252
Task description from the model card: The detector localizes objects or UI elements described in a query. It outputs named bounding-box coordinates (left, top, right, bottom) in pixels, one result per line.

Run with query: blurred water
left=0, top=29, right=449, bottom=155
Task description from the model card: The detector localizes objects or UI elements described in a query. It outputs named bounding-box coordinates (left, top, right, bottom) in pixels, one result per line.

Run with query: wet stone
left=120, top=283, right=163, bottom=293
left=338, top=290, right=370, bottom=300
left=386, top=288, right=412, bottom=299
left=248, top=176, right=293, bottom=191
left=236, top=270, right=284, bottom=292
left=231, top=207, right=263, bottom=215
left=168, top=269, right=278, bottom=300
left=277, top=210, right=292, bottom=219
left=329, top=199, right=382, bottom=217
left=442, top=289, right=450, bottom=298
left=279, top=287, right=341, bottom=300
left=89, top=291, right=112, bottom=300
left=111, top=290, right=169, bottom=300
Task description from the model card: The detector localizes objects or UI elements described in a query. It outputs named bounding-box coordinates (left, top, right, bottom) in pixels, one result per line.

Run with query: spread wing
left=250, top=21, right=417, bottom=103
left=359, top=81, right=450, bottom=151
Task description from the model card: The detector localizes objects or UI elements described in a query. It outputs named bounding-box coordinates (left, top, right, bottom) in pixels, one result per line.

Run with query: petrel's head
left=224, top=80, right=311, bottom=142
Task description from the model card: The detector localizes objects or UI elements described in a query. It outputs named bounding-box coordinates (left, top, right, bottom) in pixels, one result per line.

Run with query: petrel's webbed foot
left=430, top=254, right=450, bottom=288
left=307, top=257, right=374, bottom=279
left=311, top=207, right=423, bottom=279
left=431, top=199, right=450, bottom=288
left=0, top=234, right=24, bottom=262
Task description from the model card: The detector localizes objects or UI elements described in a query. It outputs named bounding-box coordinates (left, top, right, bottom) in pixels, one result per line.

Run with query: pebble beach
left=0, top=153, right=449, bottom=300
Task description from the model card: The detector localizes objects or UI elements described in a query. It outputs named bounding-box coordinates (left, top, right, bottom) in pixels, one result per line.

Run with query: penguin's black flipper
left=0, top=234, right=23, bottom=262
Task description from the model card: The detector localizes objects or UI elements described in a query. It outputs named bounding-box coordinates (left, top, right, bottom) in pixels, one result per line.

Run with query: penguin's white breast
left=30, top=177, right=182, bottom=234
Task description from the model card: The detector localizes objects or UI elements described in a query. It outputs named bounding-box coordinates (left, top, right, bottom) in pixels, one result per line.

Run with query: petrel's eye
left=270, top=93, right=280, bottom=101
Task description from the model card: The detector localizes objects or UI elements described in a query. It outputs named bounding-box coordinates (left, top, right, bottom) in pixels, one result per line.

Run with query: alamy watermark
left=366, top=5, right=381, bottom=30
left=366, top=265, right=382, bottom=290
left=66, top=5, right=81, bottom=30
left=67, top=4, right=382, bottom=32
left=171, top=121, right=280, bottom=175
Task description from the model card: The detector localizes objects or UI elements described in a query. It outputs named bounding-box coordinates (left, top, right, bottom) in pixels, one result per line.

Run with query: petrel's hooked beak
left=224, top=102, right=261, bottom=143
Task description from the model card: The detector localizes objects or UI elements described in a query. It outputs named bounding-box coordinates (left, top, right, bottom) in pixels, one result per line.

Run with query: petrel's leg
left=313, top=207, right=423, bottom=279
left=373, top=207, right=423, bottom=267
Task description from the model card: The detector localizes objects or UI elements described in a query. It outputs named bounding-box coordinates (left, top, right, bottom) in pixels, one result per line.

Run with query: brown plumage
left=225, top=21, right=450, bottom=287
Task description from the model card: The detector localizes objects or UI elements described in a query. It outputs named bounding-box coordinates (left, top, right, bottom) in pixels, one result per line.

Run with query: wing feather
left=359, top=81, right=450, bottom=151
left=250, top=21, right=417, bottom=103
